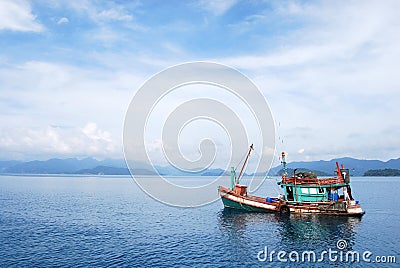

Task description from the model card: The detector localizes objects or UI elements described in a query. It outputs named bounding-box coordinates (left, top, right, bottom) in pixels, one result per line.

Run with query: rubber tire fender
left=280, top=205, right=290, bottom=214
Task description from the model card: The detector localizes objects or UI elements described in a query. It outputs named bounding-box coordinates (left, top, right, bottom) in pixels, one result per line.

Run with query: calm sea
left=0, top=175, right=398, bottom=267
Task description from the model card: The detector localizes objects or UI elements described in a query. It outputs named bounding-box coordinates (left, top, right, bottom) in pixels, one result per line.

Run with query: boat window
left=318, top=188, right=324, bottom=194
left=309, top=188, right=317, bottom=194
left=301, top=188, right=308, bottom=194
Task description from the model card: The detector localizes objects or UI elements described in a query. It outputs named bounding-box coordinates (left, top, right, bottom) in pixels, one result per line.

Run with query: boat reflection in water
left=218, top=208, right=362, bottom=256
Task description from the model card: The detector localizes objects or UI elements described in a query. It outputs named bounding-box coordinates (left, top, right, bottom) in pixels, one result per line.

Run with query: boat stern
left=347, top=201, right=366, bottom=216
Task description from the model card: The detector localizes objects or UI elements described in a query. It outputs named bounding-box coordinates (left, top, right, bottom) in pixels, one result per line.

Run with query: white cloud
left=97, top=8, right=133, bottom=21
left=197, top=0, right=238, bottom=16
left=0, top=0, right=44, bottom=32
left=222, top=1, right=400, bottom=72
left=45, top=0, right=136, bottom=24
left=0, top=60, right=148, bottom=160
left=0, top=124, right=120, bottom=160
left=218, top=1, right=400, bottom=161
left=57, top=17, right=69, bottom=25
left=82, top=122, right=112, bottom=142
left=161, top=42, right=185, bottom=55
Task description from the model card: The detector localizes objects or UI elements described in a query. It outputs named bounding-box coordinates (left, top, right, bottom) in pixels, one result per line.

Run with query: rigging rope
left=234, top=149, right=249, bottom=172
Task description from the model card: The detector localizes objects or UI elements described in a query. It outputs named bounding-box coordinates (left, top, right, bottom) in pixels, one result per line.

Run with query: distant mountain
left=4, top=158, right=99, bottom=174
left=76, top=166, right=131, bottom=175
left=98, top=159, right=127, bottom=168
left=76, top=165, right=162, bottom=175
left=268, top=157, right=400, bottom=176
left=201, top=168, right=230, bottom=176
left=1, top=157, right=156, bottom=175
left=364, top=169, right=400, bottom=176
left=155, top=165, right=230, bottom=176
left=1, top=156, right=399, bottom=176
left=0, top=158, right=231, bottom=176
left=0, top=160, right=22, bottom=172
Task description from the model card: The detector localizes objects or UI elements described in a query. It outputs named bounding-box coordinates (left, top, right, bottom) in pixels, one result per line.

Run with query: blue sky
left=0, top=0, right=399, bottom=166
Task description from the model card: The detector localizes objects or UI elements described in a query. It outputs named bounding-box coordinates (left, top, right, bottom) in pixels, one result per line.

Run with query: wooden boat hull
left=221, top=194, right=276, bottom=212
left=219, top=186, right=365, bottom=216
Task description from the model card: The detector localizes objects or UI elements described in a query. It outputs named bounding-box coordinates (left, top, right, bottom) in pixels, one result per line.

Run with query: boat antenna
left=281, top=151, right=287, bottom=177
left=235, top=144, right=254, bottom=184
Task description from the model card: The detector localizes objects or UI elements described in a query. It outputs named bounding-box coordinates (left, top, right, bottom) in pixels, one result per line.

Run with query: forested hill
left=364, top=169, right=400, bottom=176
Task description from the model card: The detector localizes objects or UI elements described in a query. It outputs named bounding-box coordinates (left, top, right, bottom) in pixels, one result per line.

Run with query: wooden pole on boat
left=230, top=167, right=236, bottom=190
left=235, top=144, right=253, bottom=184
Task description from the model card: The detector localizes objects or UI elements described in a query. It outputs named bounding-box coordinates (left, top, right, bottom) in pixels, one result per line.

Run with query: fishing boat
left=218, top=145, right=365, bottom=216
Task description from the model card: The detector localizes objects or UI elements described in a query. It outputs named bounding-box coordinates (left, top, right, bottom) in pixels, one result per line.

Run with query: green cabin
left=279, top=152, right=353, bottom=203
left=282, top=182, right=349, bottom=203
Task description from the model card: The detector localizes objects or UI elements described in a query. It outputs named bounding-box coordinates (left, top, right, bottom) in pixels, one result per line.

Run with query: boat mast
left=235, top=144, right=254, bottom=184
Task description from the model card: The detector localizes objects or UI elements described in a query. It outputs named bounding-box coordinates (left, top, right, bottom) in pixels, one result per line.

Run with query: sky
left=0, top=0, right=399, bottom=167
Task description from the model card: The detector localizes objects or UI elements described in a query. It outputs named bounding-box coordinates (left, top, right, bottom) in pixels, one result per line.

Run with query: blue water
left=0, top=176, right=399, bottom=267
